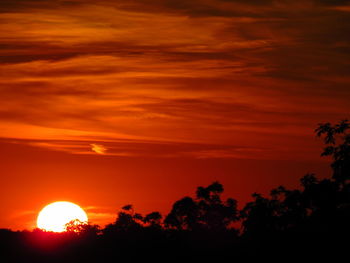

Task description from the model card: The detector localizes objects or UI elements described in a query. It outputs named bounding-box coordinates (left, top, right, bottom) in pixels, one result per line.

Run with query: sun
left=37, top=201, right=88, bottom=232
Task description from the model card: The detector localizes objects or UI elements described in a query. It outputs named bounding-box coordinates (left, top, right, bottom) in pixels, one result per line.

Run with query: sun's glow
left=37, top=201, right=88, bottom=232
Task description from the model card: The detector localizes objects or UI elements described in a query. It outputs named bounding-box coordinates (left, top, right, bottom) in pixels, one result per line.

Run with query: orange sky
left=0, top=0, right=349, bottom=230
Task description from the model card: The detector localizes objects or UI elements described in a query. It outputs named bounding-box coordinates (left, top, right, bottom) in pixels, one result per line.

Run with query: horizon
left=0, top=130, right=334, bottom=231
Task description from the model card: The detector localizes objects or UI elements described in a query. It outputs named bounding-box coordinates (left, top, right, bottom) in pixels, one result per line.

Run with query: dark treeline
left=1, top=120, right=350, bottom=262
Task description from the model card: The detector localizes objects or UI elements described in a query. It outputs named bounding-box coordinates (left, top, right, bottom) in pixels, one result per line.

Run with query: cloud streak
left=0, top=0, right=349, bottom=160
left=91, top=144, right=107, bottom=155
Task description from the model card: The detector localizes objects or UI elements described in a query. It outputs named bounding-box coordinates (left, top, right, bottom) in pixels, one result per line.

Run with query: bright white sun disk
left=37, top=201, right=88, bottom=232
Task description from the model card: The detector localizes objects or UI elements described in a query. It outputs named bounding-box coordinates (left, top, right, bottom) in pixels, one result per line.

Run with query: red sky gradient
left=0, top=0, right=349, bottom=230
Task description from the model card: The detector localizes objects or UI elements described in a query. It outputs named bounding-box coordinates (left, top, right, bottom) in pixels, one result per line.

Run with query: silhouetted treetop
left=316, top=119, right=350, bottom=184
left=165, top=182, right=238, bottom=232
left=121, top=204, right=133, bottom=211
left=196, top=181, right=223, bottom=201
left=65, top=220, right=100, bottom=236
left=143, top=212, right=162, bottom=227
left=316, top=119, right=349, bottom=144
left=300, top=173, right=318, bottom=188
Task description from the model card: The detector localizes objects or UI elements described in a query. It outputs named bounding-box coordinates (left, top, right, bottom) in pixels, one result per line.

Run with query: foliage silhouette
left=316, top=119, right=350, bottom=184
left=65, top=219, right=100, bottom=237
left=164, top=181, right=238, bottom=232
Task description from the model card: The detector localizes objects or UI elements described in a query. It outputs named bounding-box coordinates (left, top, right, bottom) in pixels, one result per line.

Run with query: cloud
left=83, top=206, right=116, bottom=226
left=0, top=0, right=349, bottom=161
left=0, top=136, right=326, bottom=162
left=91, top=143, right=107, bottom=154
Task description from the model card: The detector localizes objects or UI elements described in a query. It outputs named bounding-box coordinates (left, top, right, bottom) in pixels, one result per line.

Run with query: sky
left=0, top=0, right=349, bottom=230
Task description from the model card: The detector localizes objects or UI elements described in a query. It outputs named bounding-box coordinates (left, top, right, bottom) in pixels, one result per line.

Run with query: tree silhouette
left=240, top=192, right=281, bottom=237
left=104, top=205, right=144, bottom=235
left=241, top=120, right=350, bottom=239
left=143, top=212, right=162, bottom=228
left=196, top=181, right=238, bottom=231
left=165, top=182, right=238, bottom=231
left=164, top=196, right=198, bottom=230
left=316, top=119, right=350, bottom=184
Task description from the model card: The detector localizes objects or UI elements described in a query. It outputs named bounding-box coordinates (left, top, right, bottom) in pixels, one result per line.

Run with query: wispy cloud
left=83, top=206, right=117, bottom=226
left=0, top=0, right=349, bottom=160
left=91, top=143, right=107, bottom=155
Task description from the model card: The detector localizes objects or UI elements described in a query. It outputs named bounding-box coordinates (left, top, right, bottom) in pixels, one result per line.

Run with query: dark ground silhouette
left=1, top=120, right=349, bottom=262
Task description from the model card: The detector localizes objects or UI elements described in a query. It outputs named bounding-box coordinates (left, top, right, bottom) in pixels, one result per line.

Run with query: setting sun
left=37, top=202, right=88, bottom=232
